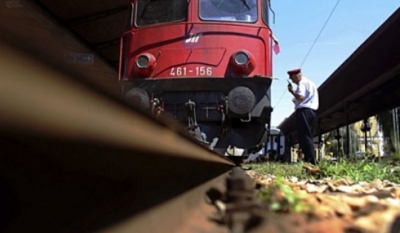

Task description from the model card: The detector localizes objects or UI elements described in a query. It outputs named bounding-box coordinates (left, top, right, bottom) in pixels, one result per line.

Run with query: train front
left=119, top=0, right=275, bottom=156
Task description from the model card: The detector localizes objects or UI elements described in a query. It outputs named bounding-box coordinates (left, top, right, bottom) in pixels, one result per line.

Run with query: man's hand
left=287, top=83, right=294, bottom=94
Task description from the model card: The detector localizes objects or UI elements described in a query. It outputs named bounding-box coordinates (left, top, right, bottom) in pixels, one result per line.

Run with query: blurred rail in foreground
left=0, top=40, right=234, bottom=233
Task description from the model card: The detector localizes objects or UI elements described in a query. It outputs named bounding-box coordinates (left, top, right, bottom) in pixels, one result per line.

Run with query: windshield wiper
left=241, top=0, right=251, bottom=10
left=140, top=0, right=152, bottom=18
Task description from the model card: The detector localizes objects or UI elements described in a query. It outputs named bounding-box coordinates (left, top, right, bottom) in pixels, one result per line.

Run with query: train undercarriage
left=121, top=77, right=273, bottom=157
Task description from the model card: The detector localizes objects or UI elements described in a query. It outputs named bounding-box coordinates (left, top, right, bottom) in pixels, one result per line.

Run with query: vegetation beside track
left=243, top=157, right=400, bottom=232
left=244, top=156, right=400, bottom=183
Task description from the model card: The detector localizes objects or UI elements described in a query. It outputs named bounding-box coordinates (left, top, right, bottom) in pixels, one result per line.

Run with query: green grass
left=245, top=157, right=400, bottom=183
left=258, top=176, right=311, bottom=213
left=245, top=162, right=310, bottom=180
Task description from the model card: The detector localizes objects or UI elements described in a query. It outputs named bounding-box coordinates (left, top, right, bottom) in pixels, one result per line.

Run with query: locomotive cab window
left=199, top=0, right=258, bottom=23
left=136, top=0, right=188, bottom=27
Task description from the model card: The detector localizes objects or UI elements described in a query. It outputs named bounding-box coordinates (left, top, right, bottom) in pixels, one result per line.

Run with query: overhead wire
left=298, top=0, right=342, bottom=68
left=272, top=0, right=341, bottom=110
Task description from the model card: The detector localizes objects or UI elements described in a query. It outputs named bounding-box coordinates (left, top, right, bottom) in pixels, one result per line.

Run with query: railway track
left=2, top=5, right=400, bottom=232
left=2, top=33, right=400, bottom=233
left=0, top=39, right=267, bottom=233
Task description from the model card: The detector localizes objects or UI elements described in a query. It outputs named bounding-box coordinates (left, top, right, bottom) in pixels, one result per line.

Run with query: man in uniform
left=287, top=68, right=319, bottom=165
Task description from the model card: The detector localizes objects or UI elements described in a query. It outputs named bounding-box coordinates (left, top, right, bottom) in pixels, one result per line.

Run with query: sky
left=269, top=0, right=400, bottom=127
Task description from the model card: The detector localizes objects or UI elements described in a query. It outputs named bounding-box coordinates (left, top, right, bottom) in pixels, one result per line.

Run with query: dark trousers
left=296, top=108, right=317, bottom=164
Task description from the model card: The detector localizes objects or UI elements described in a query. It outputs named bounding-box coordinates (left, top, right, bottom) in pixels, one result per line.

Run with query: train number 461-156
left=170, top=66, right=213, bottom=76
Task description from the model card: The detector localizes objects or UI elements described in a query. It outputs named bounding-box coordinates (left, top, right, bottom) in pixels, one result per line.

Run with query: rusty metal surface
left=102, top=167, right=265, bottom=233
left=221, top=168, right=264, bottom=233
left=102, top=172, right=231, bottom=233
left=279, top=7, right=400, bottom=142
left=0, top=39, right=234, bottom=232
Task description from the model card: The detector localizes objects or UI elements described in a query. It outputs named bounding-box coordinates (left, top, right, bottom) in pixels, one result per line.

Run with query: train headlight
left=136, top=55, right=150, bottom=68
left=134, top=53, right=156, bottom=77
left=230, top=50, right=255, bottom=75
left=233, top=52, right=249, bottom=66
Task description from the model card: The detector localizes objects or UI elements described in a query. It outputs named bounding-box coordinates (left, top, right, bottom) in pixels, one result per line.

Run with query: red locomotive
left=119, top=0, right=275, bottom=156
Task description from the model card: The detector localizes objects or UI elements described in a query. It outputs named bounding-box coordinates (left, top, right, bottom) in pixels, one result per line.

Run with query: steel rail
left=0, top=42, right=233, bottom=164
left=101, top=172, right=231, bottom=233
left=0, top=41, right=233, bottom=232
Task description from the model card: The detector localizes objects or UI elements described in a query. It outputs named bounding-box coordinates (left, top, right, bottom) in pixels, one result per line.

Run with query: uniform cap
left=287, top=68, right=301, bottom=75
